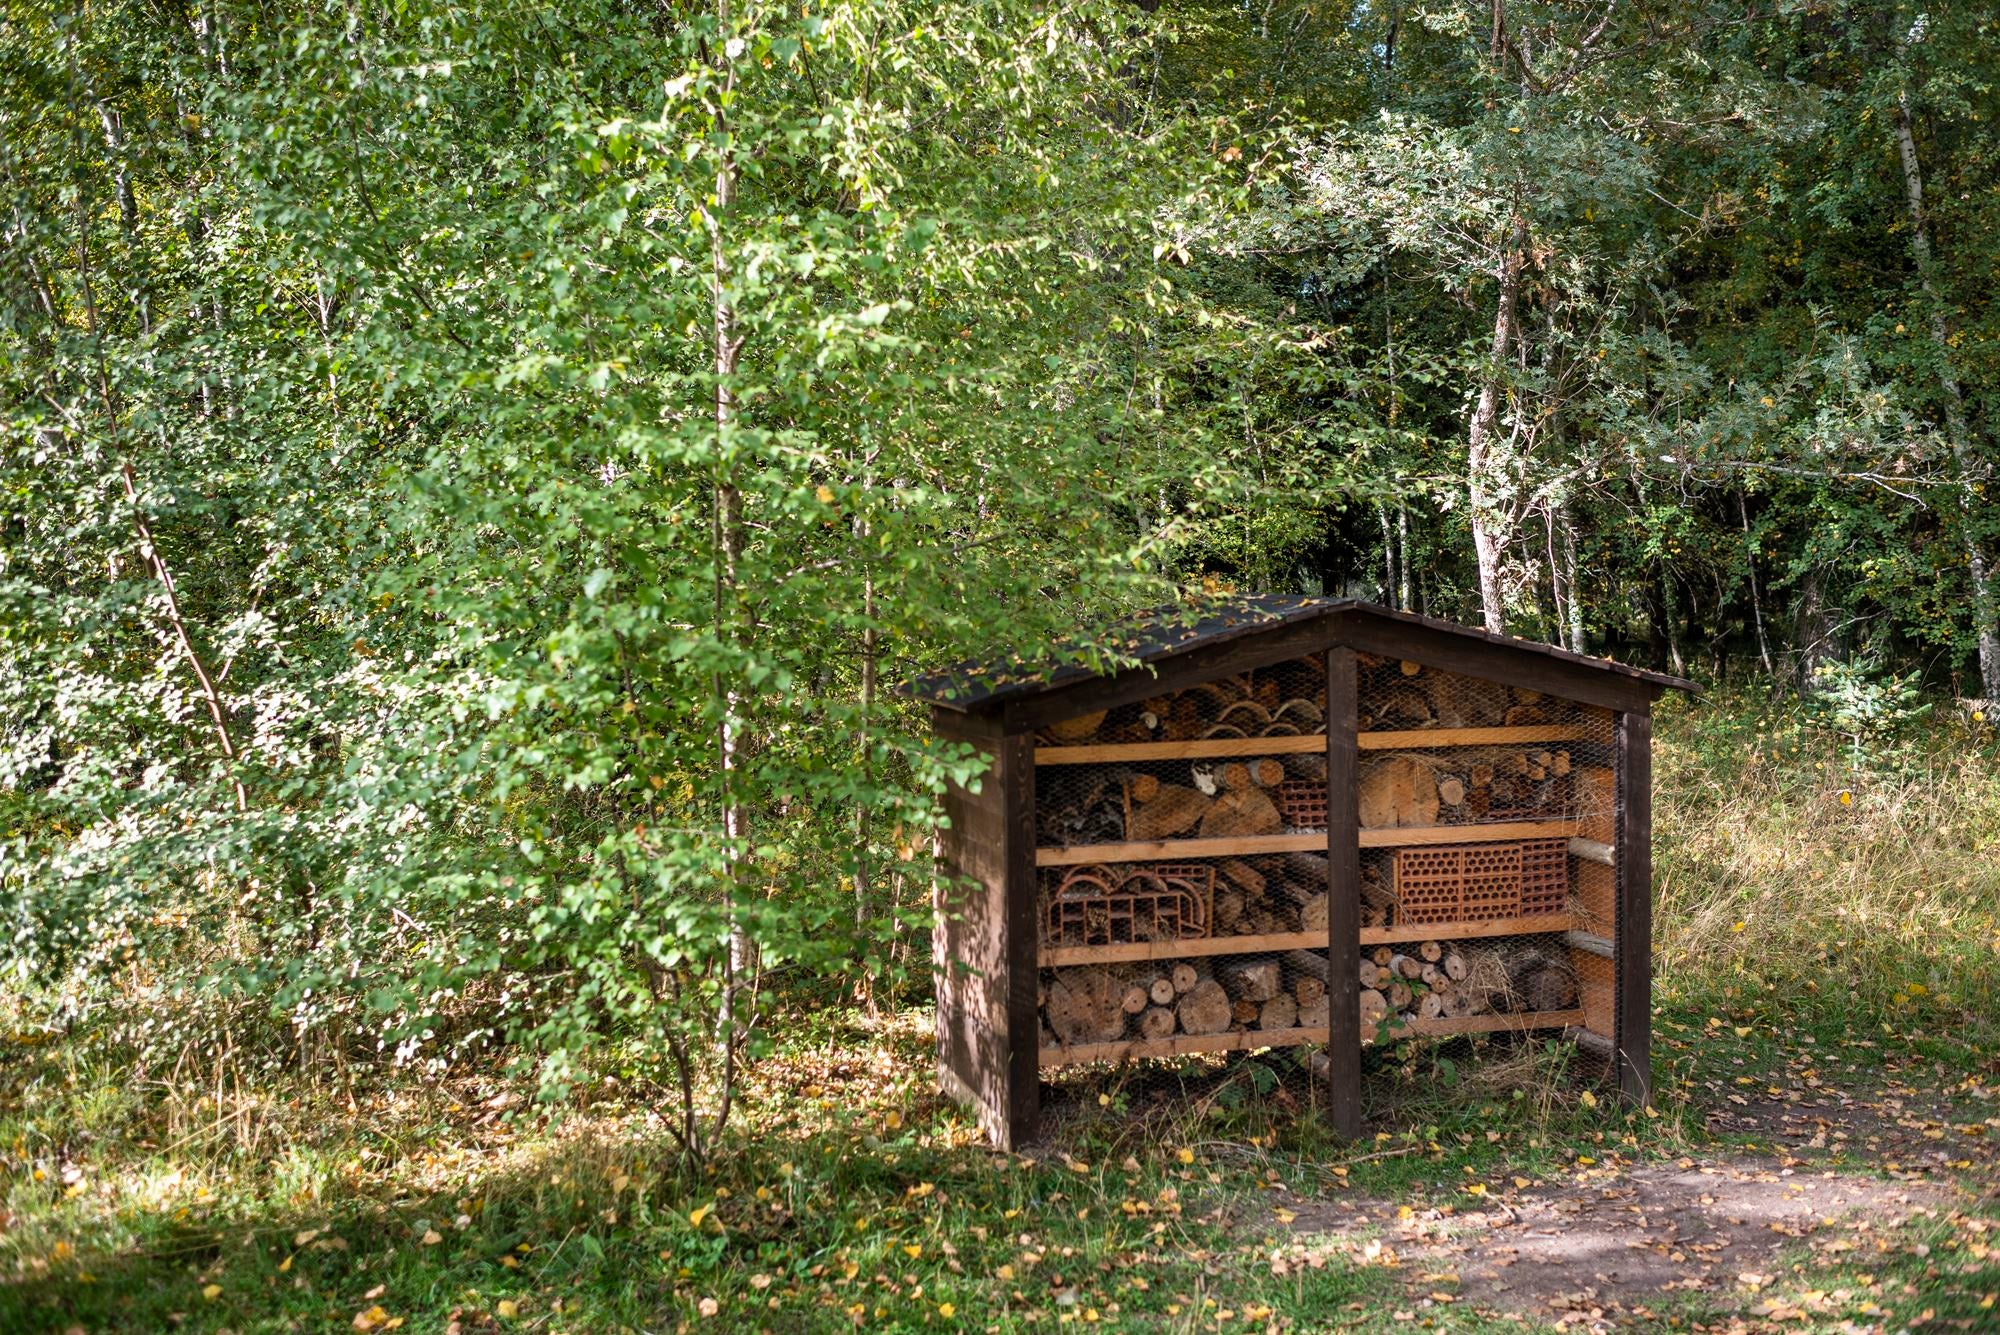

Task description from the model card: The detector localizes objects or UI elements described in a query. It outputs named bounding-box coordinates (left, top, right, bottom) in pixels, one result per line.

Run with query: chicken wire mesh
left=1026, top=651, right=1615, bottom=1113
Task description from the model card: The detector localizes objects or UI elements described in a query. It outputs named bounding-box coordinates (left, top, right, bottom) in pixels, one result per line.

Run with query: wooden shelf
left=1040, top=914, right=1578, bottom=966
left=1038, top=1009, right=1589, bottom=1065
left=1035, top=734, right=1326, bottom=765
left=1360, top=913, right=1577, bottom=945
left=1371, top=1009, right=1587, bottom=1044
left=1040, top=1025, right=1328, bottom=1067
left=1034, top=725, right=1591, bottom=766
left=1036, top=821, right=1576, bottom=866
left=1359, top=819, right=1577, bottom=848
left=1041, top=931, right=1323, bottom=968
left=1035, top=833, right=1327, bottom=867
left=1358, top=725, right=1591, bottom=751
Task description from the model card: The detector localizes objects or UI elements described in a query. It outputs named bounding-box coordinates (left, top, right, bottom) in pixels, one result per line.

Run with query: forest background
left=3, top=2, right=1999, bottom=1330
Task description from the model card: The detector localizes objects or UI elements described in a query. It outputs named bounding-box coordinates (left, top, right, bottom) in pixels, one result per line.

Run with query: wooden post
left=1613, top=710, right=1652, bottom=1108
left=1323, top=646, right=1363, bottom=1137
left=1001, top=729, right=1041, bottom=1147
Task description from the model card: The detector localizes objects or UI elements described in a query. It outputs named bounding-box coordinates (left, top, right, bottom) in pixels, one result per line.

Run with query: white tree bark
left=1467, top=213, right=1528, bottom=634
left=1895, top=93, right=2000, bottom=699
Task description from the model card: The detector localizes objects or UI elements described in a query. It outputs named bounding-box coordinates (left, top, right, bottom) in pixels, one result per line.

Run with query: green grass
left=4, top=696, right=1998, bottom=1332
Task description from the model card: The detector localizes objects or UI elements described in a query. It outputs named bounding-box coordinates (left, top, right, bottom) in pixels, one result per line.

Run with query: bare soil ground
left=1261, top=1087, right=1995, bottom=1332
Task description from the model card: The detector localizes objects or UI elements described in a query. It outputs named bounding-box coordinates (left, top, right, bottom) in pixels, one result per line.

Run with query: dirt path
left=1271, top=1149, right=1965, bottom=1330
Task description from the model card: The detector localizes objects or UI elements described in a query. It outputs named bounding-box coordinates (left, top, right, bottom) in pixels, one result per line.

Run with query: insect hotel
left=909, top=597, right=1693, bottom=1148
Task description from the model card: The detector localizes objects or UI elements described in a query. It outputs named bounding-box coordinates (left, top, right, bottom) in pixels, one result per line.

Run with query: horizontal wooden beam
left=1034, top=734, right=1325, bottom=765
left=1034, top=833, right=1327, bottom=866
left=1357, top=724, right=1592, bottom=751
left=1040, top=930, right=1322, bottom=968
left=1041, top=1009, right=1592, bottom=1066
left=1037, top=821, right=1581, bottom=866
left=1362, top=913, right=1577, bottom=945
left=1359, top=820, right=1579, bottom=848
left=1372, top=1008, right=1587, bottom=1044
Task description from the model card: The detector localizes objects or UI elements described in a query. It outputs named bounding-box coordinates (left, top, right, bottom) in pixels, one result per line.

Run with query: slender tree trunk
left=1396, top=502, right=1413, bottom=612
left=1738, top=490, right=1774, bottom=677
left=1558, top=500, right=1586, bottom=654
left=1377, top=502, right=1397, bottom=608
left=1894, top=95, right=2000, bottom=699
left=1467, top=212, right=1528, bottom=633
left=709, top=3, right=749, bottom=1139
left=853, top=457, right=877, bottom=933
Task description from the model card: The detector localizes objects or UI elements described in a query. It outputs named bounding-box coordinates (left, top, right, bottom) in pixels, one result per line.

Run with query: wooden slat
left=1358, top=820, right=1578, bottom=848
left=1039, top=1009, right=1591, bottom=1066
left=1360, top=913, right=1576, bottom=945
left=1357, top=724, right=1590, bottom=750
left=1034, top=833, right=1328, bottom=866
left=1034, top=733, right=1326, bottom=765
left=1040, top=931, right=1323, bottom=968
left=1039, top=914, right=1581, bottom=965
left=1037, top=821, right=1578, bottom=866
left=1373, top=1009, right=1587, bottom=1043
left=1039, top=1025, right=1329, bottom=1067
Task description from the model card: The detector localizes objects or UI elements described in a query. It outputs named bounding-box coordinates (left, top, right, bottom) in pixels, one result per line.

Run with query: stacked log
left=1039, top=950, right=1323, bottom=1047
left=1032, top=659, right=1328, bottom=746
left=1356, top=659, right=1569, bottom=733
left=1356, top=748, right=1583, bottom=828
left=1206, top=851, right=1329, bottom=937
left=1283, top=938, right=1582, bottom=1036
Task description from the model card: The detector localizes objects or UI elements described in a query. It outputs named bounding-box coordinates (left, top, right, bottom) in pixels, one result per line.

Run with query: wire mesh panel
left=1031, top=654, right=1330, bottom=1082
left=1026, top=649, right=1620, bottom=1110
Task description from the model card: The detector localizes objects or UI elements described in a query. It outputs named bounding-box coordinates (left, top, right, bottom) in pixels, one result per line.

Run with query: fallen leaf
left=202, top=1284, right=222, bottom=1301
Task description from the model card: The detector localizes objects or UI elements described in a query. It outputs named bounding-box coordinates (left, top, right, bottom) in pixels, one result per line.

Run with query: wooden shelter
left=904, top=596, right=1695, bottom=1149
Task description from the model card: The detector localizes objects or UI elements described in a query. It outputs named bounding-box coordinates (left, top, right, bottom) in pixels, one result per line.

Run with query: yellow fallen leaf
left=1465, top=1183, right=1487, bottom=1196
left=496, top=1298, right=520, bottom=1319
left=1576, top=1156, right=1596, bottom=1166
left=202, top=1284, right=222, bottom=1301
left=1513, top=1177, right=1531, bottom=1189
left=352, top=1306, right=390, bottom=1332
left=1732, top=921, right=1746, bottom=933
left=1176, top=1148, right=1194, bottom=1165
left=688, top=1204, right=712, bottom=1228
left=996, top=1264, right=1014, bottom=1281
left=1580, top=1089, right=1598, bottom=1109
left=938, top=1302, right=956, bottom=1318
left=815, top=485, right=835, bottom=504
left=278, top=1254, right=293, bottom=1273
left=1274, top=1207, right=1296, bottom=1223
left=903, top=1244, right=922, bottom=1259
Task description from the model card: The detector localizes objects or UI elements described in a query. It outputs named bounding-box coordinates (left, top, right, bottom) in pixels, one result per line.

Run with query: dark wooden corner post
left=1323, top=646, right=1363, bottom=1138
left=932, top=710, right=1039, bottom=1151
left=1613, top=709, right=1653, bottom=1108
left=999, top=729, right=1041, bottom=1148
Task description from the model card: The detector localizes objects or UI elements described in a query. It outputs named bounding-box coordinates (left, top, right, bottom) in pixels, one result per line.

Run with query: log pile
left=1037, top=756, right=1330, bottom=848
left=1033, top=660, right=1328, bottom=747
left=1357, top=655, right=1567, bottom=732
left=1357, top=748, right=1582, bottom=828
left=1289, top=938, right=1580, bottom=1034
left=1039, top=952, right=1328, bottom=1048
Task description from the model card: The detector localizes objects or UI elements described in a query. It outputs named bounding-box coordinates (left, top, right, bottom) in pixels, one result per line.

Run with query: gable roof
left=902, top=596, right=1696, bottom=714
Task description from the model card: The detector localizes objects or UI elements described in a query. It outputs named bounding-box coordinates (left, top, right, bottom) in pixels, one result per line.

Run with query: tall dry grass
left=1652, top=693, right=2000, bottom=1028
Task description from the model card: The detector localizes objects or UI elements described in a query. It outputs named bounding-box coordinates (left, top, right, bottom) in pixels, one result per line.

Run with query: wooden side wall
left=932, top=709, right=1038, bottom=1148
